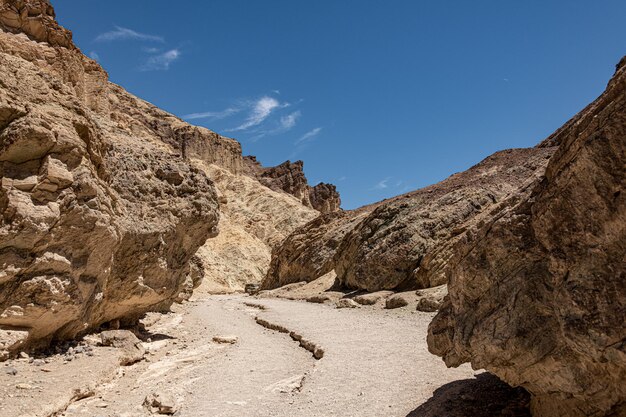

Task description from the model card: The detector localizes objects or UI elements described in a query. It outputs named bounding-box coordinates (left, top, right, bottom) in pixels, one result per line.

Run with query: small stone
left=336, top=298, right=359, bottom=309
left=19, top=352, right=29, bottom=359
left=306, top=294, right=331, bottom=304
left=416, top=297, right=441, bottom=312
left=4, top=367, right=18, bottom=376
left=32, top=359, right=45, bottom=366
left=212, top=335, right=238, bottom=344
left=16, top=383, right=32, bottom=390
left=143, top=392, right=178, bottom=415
left=385, top=295, right=409, bottom=309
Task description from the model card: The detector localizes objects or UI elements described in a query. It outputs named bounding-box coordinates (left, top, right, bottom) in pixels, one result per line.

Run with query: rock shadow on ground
left=406, top=373, right=530, bottom=417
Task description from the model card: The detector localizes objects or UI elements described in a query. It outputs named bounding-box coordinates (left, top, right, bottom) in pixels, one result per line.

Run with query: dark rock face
left=262, top=148, right=553, bottom=291
left=243, top=156, right=341, bottom=213
left=309, top=182, right=341, bottom=213
left=428, top=59, right=626, bottom=417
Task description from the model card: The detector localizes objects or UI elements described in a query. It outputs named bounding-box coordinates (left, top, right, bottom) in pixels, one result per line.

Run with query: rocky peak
left=0, top=0, right=74, bottom=49
left=309, top=182, right=341, bottom=213
left=243, top=156, right=341, bottom=213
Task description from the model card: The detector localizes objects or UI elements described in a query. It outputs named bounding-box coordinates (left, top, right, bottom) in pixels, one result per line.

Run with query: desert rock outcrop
left=263, top=147, right=554, bottom=292
left=427, top=58, right=626, bottom=417
left=243, top=156, right=341, bottom=213
left=0, top=0, right=222, bottom=355
left=193, top=163, right=318, bottom=293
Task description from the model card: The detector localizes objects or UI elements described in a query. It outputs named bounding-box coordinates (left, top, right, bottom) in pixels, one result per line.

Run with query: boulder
left=385, top=293, right=413, bottom=309
left=428, top=57, right=626, bottom=417
left=143, top=392, right=178, bottom=415
left=353, top=291, right=394, bottom=306
left=416, top=284, right=448, bottom=312
left=336, top=298, right=360, bottom=309
left=0, top=0, right=220, bottom=354
left=100, top=330, right=145, bottom=366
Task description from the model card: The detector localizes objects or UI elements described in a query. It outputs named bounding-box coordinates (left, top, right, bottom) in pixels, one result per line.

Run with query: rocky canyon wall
left=0, top=0, right=222, bottom=356
left=262, top=147, right=554, bottom=291
left=427, top=58, right=626, bottom=417
left=0, top=0, right=335, bottom=347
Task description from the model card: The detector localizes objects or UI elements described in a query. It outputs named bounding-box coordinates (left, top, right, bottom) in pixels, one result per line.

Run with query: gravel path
left=180, top=295, right=477, bottom=416
left=3, top=295, right=527, bottom=417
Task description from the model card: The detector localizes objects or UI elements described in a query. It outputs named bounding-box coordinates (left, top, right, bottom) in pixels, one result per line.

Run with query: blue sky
left=53, top=1, right=626, bottom=209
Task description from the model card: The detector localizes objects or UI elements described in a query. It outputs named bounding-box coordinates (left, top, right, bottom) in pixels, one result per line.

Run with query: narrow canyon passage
left=51, top=296, right=477, bottom=417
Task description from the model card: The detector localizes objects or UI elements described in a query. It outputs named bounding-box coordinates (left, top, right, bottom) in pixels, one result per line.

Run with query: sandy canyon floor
left=1, top=295, right=529, bottom=417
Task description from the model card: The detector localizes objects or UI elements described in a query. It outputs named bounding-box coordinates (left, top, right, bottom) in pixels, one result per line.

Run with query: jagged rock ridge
left=427, top=58, right=626, bottom=417
left=243, top=156, right=341, bottom=213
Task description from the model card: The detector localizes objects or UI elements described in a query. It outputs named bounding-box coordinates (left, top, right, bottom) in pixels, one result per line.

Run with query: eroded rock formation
left=193, top=164, right=318, bottom=294
left=243, top=156, right=341, bottom=213
left=0, top=0, right=335, bottom=352
left=0, top=0, right=74, bottom=49
left=0, top=0, right=223, bottom=355
left=262, top=147, right=554, bottom=291
left=427, top=59, right=626, bottom=417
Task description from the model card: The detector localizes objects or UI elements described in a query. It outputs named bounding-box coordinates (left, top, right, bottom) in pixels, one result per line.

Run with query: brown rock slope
left=262, top=147, right=554, bottom=291
left=244, top=156, right=341, bottom=213
left=0, top=0, right=221, bottom=354
left=427, top=59, right=626, bottom=417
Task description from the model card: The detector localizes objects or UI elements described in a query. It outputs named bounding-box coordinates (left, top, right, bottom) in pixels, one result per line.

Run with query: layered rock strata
left=263, top=147, right=554, bottom=291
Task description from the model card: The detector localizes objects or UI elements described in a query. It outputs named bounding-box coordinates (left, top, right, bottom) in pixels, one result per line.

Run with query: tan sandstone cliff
left=0, top=0, right=222, bottom=356
left=427, top=58, right=626, bottom=417
left=0, top=0, right=328, bottom=355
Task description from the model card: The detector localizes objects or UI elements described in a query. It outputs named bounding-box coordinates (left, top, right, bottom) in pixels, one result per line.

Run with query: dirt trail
left=1, top=295, right=524, bottom=417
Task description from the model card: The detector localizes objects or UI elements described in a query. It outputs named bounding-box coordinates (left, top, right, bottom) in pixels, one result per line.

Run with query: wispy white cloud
left=182, top=107, right=241, bottom=121
left=249, top=110, right=301, bottom=142
left=141, top=49, right=181, bottom=71
left=373, top=177, right=391, bottom=190
left=228, top=96, right=286, bottom=132
left=280, top=111, right=301, bottom=130
left=89, top=51, right=100, bottom=61
left=295, top=127, right=322, bottom=145
left=95, top=26, right=164, bottom=43
left=143, top=47, right=161, bottom=53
